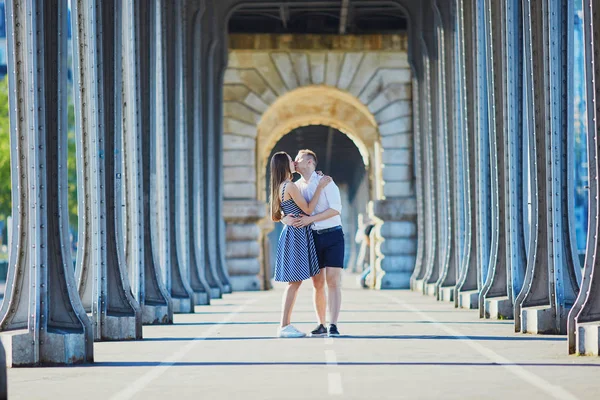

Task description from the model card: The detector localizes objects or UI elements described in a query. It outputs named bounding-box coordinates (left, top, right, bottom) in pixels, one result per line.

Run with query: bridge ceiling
left=228, top=1, right=408, bottom=34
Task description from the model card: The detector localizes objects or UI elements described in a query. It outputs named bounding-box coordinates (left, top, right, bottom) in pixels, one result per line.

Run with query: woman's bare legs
left=280, top=281, right=303, bottom=327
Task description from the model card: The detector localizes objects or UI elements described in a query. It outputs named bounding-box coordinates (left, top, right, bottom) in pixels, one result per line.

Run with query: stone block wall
left=223, top=34, right=416, bottom=289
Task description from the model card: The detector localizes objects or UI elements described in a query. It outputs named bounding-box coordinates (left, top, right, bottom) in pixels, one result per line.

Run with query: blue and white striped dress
left=274, top=182, right=321, bottom=282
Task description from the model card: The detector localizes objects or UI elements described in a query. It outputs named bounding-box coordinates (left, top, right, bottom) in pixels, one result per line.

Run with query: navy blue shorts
left=312, top=227, right=345, bottom=269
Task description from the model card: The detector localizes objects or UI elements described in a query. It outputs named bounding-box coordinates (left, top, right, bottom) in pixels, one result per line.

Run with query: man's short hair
left=298, top=149, right=318, bottom=166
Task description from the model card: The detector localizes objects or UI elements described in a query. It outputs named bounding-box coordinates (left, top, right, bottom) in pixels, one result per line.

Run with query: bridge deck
left=8, top=273, right=600, bottom=400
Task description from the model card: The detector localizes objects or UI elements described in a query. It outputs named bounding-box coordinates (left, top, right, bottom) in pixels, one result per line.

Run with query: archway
left=222, top=43, right=417, bottom=291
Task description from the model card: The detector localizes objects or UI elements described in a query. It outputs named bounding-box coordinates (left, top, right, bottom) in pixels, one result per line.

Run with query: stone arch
left=222, top=43, right=417, bottom=290
left=255, top=85, right=380, bottom=202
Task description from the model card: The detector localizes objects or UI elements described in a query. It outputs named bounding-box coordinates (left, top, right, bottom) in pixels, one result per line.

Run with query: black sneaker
left=310, top=324, right=328, bottom=337
left=328, top=324, right=340, bottom=337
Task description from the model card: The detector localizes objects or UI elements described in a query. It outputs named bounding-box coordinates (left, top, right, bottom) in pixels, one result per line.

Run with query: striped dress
left=274, top=182, right=321, bottom=282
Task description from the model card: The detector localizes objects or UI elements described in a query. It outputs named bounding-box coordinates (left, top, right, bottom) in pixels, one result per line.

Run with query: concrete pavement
left=6, top=272, right=600, bottom=400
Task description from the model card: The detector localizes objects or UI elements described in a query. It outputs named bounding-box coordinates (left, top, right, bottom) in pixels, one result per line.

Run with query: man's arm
left=292, top=208, right=339, bottom=228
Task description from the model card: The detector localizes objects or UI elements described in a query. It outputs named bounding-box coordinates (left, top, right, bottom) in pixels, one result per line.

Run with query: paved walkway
left=8, top=272, right=600, bottom=400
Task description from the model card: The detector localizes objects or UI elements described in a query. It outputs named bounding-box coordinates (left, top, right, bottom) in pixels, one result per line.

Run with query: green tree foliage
left=67, top=91, right=78, bottom=231
left=0, top=75, right=78, bottom=233
left=0, top=76, right=11, bottom=222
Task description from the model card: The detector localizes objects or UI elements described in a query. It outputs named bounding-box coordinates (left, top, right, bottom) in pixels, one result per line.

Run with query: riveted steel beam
left=202, top=6, right=225, bottom=298
left=0, top=0, right=94, bottom=366
left=455, top=0, right=481, bottom=309
left=172, top=0, right=213, bottom=305
left=479, top=0, right=512, bottom=319
left=434, top=0, right=459, bottom=303
left=515, top=0, right=579, bottom=335
left=418, top=0, right=440, bottom=297
left=73, top=0, right=142, bottom=341
left=157, top=0, right=195, bottom=313
left=413, top=47, right=436, bottom=293
left=122, top=0, right=173, bottom=325
left=447, top=0, right=469, bottom=304
left=423, top=2, right=447, bottom=298
left=409, top=2, right=426, bottom=291
left=184, top=0, right=213, bottom=305
left=473, top=0, right=493, bottom=310
left=481, top=0, right=528, bottom=321
left=213, top=39, right=234, bottom=295
left=569, top=0, right=600, bottom=355
left=504, top=0, right=527, bottom=321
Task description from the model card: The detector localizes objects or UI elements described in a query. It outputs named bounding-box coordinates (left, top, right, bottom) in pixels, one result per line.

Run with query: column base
left=193, top=292, right=210, bottom=306
left=412, top=279, right=425, bottom=293
left=439, top=287, right=454, bottom=302
left=457, top=290, right=479, bottom=309
left=172, top=297, right=194, bottom=313
left=209, top=287, right=223, bottom=299
left=142, top=304, right=172, bottom=325
left=101, top=315, right=142, bottom=341
left=424, top=283, right=437, bottom=297
left=576, top=323, right=600, bottom=356
left=1, top=329, right=90, bottom=367
left=229, top=276, right=261, bottom=291
left=222, top=284, right=232, bottom=294
left=521, top=306, right=563, bottom=334
left=484, top=297, right=513, bottom=320
left=375, top=271, right=411, bottom=289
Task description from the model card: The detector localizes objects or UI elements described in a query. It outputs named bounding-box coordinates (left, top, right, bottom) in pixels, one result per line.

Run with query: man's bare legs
left=311, top=271, right=327, bottom=325
left=280, top=281, right=302, bottom=327
left=311, top=267, right=342, bottom=326
left=325, top=267, right=342, bottom=325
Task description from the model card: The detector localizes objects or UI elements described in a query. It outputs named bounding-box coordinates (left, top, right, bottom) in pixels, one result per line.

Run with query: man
left=283, top=149, right=344, bottom=337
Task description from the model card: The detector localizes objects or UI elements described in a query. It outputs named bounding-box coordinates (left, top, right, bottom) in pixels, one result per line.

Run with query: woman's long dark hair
left=270, top=152, right=292, bottom=222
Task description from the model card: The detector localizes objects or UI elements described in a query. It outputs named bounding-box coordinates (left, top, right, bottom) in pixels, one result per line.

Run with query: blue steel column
left=452, top=0, right=470, bottom=303
left=213, top=41, right=234, bottom=294
left=410, top=40, right=433, bottom=292
left=417, top=3, right=438, bottom=295
left=481, top=0, right=528, bottom=320
left=474, top=0, right=492, bottom=307
left=158, top=0, right=195, bottom=313
left=455, top=0, right=481, bottom=309
left=123, top=0, right=173, bottom=324
left=569, top=0, right=600, bottom=355
left=188, top=4, right=214, bottom=305
left=409, top=8, right=426, bottom=291
left=176, top=0, right=212, bottom=305
left=201, top=21, right=225, bottom=299
left=423, top=3, right=449, bottom=298
left=184, top=1, right=212, bottom=306
left=515, top=0, right=579, bottom=334
left=0, top=0, right=94, bottom=366
left=505, top=0, right=528, bottom=322
left=72, top=0, right=142, bottom=341
left=479, top=0, right=512, bottom=319
left=435, top=0, right=459, bottom=302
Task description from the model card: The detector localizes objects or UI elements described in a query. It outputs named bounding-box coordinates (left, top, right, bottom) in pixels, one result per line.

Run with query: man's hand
left=293, top=215, right=314, bottom=228
left=281, top=214, right=300, bottom=226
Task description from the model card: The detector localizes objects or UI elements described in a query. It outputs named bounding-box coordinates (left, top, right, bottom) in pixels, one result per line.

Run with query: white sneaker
left=277, top=324, right=307, bottom=338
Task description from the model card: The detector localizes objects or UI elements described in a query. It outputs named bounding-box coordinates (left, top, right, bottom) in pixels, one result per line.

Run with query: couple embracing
left=270, top=149, right=344, bottom=338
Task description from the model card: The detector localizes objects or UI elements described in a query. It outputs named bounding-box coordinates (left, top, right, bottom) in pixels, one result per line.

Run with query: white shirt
left=295, top=171, right=343, bottom=230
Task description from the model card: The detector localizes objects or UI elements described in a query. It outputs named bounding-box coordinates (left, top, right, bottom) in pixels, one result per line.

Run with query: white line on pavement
left=380, top=293, right=579, bottom=400
left=324, top=344, right=343, bottom=395
left=110, top=296, right=263, bottom=400
left=325, top=349, right=338, bottom=364
left=328, top=373, right=344, bottom=396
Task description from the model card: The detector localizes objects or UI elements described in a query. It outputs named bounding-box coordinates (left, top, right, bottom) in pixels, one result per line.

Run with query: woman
left=270, top=151, right=331, bottom=338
